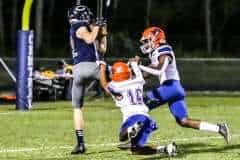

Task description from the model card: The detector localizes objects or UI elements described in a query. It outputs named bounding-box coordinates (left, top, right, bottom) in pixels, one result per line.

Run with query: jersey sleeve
left=151, top=44, right=173, bottom=66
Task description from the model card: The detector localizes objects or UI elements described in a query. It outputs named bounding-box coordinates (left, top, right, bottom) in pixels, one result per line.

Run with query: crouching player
left=99, top=61, right=177, bottom=156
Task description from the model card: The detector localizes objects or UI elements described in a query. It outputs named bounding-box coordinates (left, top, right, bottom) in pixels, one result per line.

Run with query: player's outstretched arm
left=129, top=56, right=150, bottom=78
left=130, top=61, right=144, bottom=80
left=139, top=55, right=170, bottom=76
left=129, top=56, right=141, bottom=63
left=99, top=63, right=109, bottom=92
left=96, top=26, right=107, bottom=55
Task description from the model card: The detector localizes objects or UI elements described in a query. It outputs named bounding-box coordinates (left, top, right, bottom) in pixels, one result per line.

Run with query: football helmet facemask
left=140, top=27, right=166, bottom=54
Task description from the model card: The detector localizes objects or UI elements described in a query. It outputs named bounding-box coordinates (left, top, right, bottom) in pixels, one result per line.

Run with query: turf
left=0, top=96, right=239, bottom=160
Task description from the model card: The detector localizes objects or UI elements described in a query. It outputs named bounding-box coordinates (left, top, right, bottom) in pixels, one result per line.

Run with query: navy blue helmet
left=68, top=5, right=93, bottom=25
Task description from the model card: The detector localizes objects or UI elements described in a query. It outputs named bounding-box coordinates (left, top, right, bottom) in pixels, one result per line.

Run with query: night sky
left=1, top=0, right=240, bottom=57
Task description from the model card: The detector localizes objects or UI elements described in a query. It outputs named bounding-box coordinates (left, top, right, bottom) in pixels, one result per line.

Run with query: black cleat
left=71, top=143, right=86, bottom=154
left=128, top=121, right=144, bottom=139
left=117, top=141, right=132, bottom=150
left=218, top=123, right=231, bottom=144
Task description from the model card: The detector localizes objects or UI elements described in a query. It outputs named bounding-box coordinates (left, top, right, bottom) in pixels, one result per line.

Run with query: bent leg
left=119, top=115, right=157, bottom=147
left=168, top=99, right=231, bottom=143
left=169, top=99, right=220, bottom=131
left=169, top=99, right=189, bottom=126
left=169, top=99, right=214, bottom=130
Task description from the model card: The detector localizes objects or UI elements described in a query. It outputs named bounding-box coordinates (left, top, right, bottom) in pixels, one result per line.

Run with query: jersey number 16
left=127, top=88, right=143, bottom=105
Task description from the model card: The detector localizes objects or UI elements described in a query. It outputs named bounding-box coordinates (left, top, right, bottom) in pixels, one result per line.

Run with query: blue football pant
left=145, top=80, right=188, bottom=123
left=120, top=114, right=157, bottom=147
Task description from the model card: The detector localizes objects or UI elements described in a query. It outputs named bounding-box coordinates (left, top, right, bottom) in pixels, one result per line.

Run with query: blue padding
left=16, top=30, right=34, bottom=110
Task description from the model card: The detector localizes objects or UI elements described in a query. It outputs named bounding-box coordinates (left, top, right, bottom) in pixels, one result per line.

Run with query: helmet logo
left=140, top=27, right=166, bottom=54
left=115, top=67, right=123, bottom=73
left=75, top=6, right=87, bottom=12
left=68, top=5, right=93, bottom=25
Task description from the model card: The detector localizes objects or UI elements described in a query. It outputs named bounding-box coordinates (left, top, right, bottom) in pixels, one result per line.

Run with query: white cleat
left=166, top=142, right=177, bottom=157
left=218, top=123, right=231, bottom=144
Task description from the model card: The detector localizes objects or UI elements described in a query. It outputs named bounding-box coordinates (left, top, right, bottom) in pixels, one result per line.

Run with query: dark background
left=0, top=0, right=240, bottom=58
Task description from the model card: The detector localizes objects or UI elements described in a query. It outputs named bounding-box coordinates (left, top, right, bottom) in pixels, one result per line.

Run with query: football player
left=68, top=5, right=107, bottom=154
left=132, top=26, right=230, bottom=143
left=99, top=61, right=177, bottom=156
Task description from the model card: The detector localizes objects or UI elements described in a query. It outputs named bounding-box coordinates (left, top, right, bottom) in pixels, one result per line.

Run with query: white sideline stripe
left=0, top=134, right=239, bottom=153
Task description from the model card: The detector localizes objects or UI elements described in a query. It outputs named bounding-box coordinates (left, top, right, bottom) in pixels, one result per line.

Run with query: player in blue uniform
left=133, top=27, right=230, bottom=144
left=68, top=5, right=107, bottom=154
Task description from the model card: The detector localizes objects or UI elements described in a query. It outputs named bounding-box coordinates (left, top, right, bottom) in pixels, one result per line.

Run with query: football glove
left=94, top=17, right=107, bottom=27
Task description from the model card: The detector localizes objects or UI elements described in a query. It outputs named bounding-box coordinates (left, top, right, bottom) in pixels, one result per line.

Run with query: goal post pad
left=16, top=0, right=34, bottom=110
left=16, top=30, right=34, bottom=110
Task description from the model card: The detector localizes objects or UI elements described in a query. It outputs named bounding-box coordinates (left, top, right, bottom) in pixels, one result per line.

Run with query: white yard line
left=0, top=134, right=239, bottom=153
left=0, top=112, right=12, bottom=115
left=0, top=148, right=38, bottom=153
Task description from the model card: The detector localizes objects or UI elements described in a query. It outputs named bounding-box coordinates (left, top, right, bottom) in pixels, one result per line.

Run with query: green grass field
left=0, top=96, right=239, bottom=160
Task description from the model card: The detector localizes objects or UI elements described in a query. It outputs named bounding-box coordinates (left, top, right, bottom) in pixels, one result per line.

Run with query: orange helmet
left=140, top=27, right=166, bottom=54
left=111, top=62, right=131, bottom=82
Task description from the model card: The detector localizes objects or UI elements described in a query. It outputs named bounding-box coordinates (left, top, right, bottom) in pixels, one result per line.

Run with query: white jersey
left=149, top=44, right=180, bottom=84
left=107, top=63, right=149, bottom=122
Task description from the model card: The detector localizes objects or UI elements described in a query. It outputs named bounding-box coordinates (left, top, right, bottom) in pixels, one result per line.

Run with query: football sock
left=76, top=129, right=84, bottom=145
left=199, top=121, right=219, bottom=132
